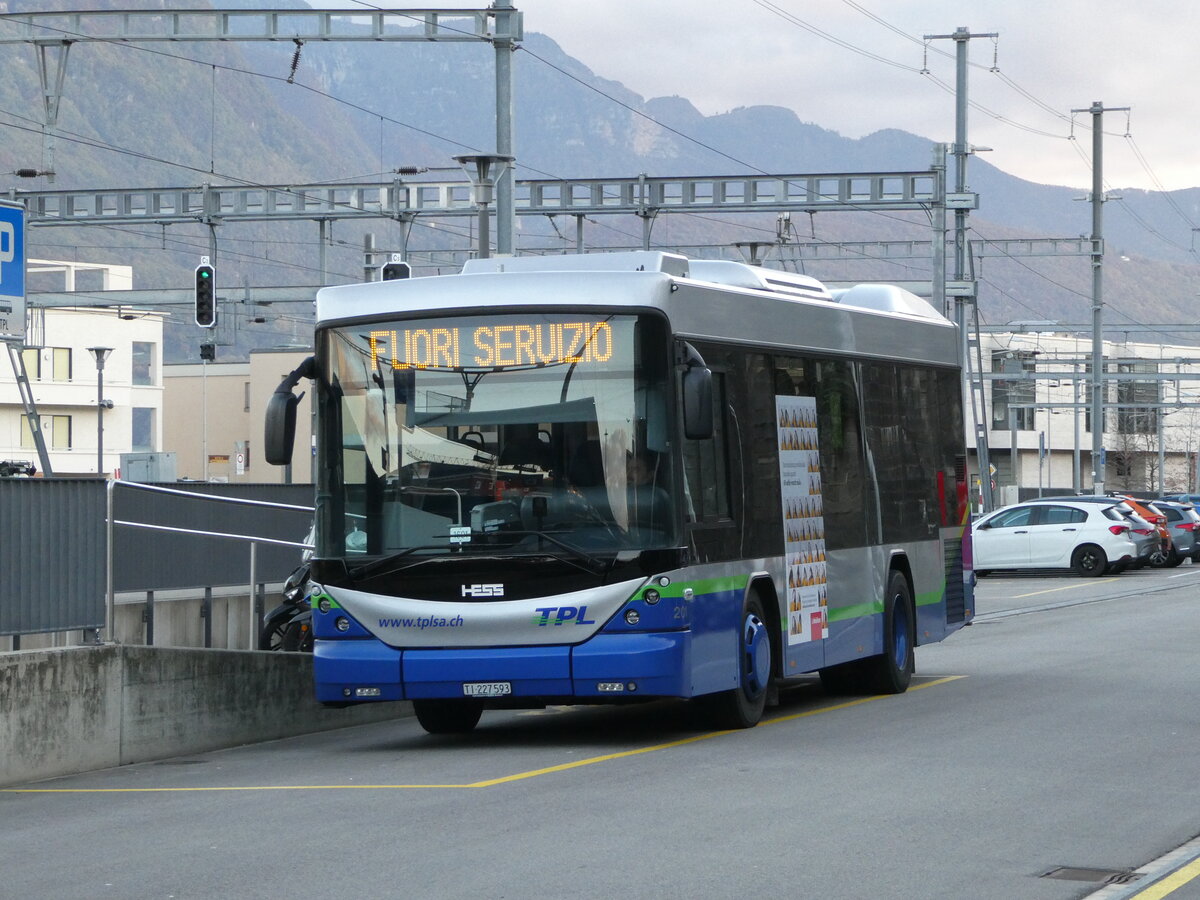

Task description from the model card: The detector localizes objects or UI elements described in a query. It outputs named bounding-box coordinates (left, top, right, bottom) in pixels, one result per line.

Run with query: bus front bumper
left=313, top=631, right=691, bottom=704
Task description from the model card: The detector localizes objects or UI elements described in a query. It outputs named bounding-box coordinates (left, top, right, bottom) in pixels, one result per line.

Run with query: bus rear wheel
left=413, top=700, right=483, bottom=735
left=819, top=570, right=914, bottom=695
left=699, top=594, right=771, bottom=729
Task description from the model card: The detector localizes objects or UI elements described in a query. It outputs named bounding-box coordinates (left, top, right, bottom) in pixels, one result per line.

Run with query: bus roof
left=314, top=251, right=957, bottom=366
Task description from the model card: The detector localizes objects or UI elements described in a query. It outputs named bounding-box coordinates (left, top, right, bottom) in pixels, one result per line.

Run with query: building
left=0, top=260, right=165, bottom=476
left=163, top=348, right=313, bottom=483
left=979, top=329, right=1200, bottom=503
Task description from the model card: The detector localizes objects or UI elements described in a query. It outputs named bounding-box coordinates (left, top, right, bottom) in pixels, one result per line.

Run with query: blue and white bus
left=265, top=251, right=973, bottom=733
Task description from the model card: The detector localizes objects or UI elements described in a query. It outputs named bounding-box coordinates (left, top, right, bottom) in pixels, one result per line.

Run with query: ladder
left=5, top=342, right=53, bottom=476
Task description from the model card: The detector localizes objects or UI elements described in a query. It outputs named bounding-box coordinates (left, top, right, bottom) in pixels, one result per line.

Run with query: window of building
left=51, top=347, right=71, bottom=382
left=244, top=381, right=251, bottom=412
left=991, top=351, right=1035, bottom=431
left=19, top=416, right=36, bottom=449
left=132, top=342, right=155, bottom=386
left=1116, top=361, right=1159, bottom=435
left=20, top=348, right=40, bottom=379
left=51, top=415, right=72, bottom=449
left=132, top=407, right=155, bottom=451
left=20, top=420, right=70, bottom=453
left=21, top=415, right=71, bottom=450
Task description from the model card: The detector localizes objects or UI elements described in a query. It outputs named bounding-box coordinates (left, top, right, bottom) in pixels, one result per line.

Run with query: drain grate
left=1039, top=866, right=1143, bottom=885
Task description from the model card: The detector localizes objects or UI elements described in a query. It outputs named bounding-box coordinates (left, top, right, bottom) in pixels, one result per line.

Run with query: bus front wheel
left=699, top=594, right=771, bottom=729
left=413, top=700, right=483, bottom=735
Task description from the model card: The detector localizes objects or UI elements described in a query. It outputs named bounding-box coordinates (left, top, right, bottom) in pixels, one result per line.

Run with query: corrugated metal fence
left=1, top=479, right=314, bottom=638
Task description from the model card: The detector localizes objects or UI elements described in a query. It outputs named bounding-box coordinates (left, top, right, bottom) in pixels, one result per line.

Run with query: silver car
left=1153, top=500, right=1200, bottom=565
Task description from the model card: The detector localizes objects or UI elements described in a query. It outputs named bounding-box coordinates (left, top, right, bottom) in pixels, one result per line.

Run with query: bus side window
left=682, top=370, right=730, bottom=523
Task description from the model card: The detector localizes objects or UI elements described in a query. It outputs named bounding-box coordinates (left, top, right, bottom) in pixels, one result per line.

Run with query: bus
left=265, top=251, right=973, bottom=733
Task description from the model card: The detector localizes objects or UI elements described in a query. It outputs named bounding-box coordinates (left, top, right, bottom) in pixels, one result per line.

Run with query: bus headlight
left=624, top=609, right=640, bottom=625
left=335, top=617, right=351, bottom=632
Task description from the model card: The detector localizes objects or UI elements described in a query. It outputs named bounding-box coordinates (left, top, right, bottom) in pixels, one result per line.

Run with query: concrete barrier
left=0, top=645, right=410, bottom=787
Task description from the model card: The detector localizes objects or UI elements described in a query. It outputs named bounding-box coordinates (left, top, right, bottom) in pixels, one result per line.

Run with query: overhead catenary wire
left=6, top=0, right=1195, bottom=299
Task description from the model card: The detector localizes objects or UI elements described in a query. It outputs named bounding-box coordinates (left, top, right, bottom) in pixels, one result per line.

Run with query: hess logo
left=461, top=583, right=504, bottom=598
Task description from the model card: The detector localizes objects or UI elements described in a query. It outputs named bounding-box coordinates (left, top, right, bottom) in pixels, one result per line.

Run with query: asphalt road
left=3, top=565, right=1200, bottom=900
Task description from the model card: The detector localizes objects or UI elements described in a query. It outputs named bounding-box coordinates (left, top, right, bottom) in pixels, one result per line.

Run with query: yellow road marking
left=3, top=676, right=966, bottom=794
left=1013, top=578, right=1117, bottom=599
left=1129, top=856, right=1200, bottom=899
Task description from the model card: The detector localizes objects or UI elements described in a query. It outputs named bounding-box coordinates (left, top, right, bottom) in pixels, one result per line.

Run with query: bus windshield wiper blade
left=348, top=546, right=444, bottom=580
left=503, top=530, right=615, bottom=575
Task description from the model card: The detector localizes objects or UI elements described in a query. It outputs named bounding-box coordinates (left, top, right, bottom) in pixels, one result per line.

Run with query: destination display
left=369, top=320, right=615, bottom=370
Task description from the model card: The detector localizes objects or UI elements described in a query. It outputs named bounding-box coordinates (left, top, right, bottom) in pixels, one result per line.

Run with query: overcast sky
left=324, top=1, right=1196, bottom=192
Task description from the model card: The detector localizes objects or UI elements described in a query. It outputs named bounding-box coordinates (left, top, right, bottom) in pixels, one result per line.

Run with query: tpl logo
left=533, top=606, right=597, bottom=626
left=462, top=583, right=504, bottom=598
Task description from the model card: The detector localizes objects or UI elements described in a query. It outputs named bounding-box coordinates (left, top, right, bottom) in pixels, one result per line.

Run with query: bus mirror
left=682, top=364, right=713, bottom=440
left=264, top=356, right=316, bottom=466
left=265, top=391, right=300, bottom=465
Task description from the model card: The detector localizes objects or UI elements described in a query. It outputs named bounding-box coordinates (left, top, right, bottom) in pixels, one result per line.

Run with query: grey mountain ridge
left=4, top=0, right=1198, bottom=359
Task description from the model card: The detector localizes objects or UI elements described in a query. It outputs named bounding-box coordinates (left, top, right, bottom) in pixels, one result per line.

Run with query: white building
left=979, top=329, right=1200, bottom=502
left=0, top=260, right=165, bottom=477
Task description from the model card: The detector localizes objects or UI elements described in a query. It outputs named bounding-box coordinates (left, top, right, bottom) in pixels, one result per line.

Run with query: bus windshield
left=319, top=311, right=678, bottom=561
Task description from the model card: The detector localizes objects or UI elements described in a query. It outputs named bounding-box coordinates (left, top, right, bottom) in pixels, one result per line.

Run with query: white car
left=972, top=499, right=1137, bottom=577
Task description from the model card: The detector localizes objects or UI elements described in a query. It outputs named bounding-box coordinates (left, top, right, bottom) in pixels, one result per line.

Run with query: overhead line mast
left=924, top=26, right=997, bottom=509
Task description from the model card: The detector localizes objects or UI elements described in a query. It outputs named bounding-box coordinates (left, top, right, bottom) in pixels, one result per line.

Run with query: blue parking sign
left=0, top=200, right=26, bottom=343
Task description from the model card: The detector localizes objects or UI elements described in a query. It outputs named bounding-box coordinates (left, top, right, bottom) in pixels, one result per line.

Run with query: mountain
left=2, top=0, right=1197, bottom=357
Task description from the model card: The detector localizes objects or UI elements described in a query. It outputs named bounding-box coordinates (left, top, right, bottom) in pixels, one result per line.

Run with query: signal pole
left=1072, top=100, right=1129, bottom=495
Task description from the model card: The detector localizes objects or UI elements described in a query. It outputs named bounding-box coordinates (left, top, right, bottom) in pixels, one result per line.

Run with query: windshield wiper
left=500, top=529, right=616, bottom=576
left=347, top=530, right=617, bottom=581
left=347, top=545, right=448, bottom=581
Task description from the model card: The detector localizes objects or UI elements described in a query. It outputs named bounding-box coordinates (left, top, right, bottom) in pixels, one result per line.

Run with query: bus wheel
left=700, top=594, right=771, bottom=729
left=413, top=700, right=483, bottom=735
left=858, top=570, right=916, bottom=694
left=823, top=570, right=914, bottom=696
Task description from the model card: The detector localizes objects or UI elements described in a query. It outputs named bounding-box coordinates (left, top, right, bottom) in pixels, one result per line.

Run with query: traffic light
left=194, top=264, right=216, bottom=327
left=381, top=260, right=411, bottom=281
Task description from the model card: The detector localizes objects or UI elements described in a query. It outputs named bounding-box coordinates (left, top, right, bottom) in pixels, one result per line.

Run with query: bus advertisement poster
left=776, top=395, right=828, bottom=645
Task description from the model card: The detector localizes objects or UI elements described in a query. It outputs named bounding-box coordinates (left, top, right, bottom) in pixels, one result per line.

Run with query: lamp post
left=88, top=347, right=112, bottom=477
left=453, top=154, right=514, bottom=260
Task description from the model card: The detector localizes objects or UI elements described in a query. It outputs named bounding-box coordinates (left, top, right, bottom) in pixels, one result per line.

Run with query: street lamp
left=453, top=153, right=513, bottom=260
left=87, top=347, right=113, bottom=477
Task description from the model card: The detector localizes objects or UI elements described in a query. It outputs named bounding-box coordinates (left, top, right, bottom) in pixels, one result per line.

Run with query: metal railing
left=106, top=480, right=314, bottom=650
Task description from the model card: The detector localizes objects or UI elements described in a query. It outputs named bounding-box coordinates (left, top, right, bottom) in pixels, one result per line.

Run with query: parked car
left=1023, top=496, right=1158, bottom=568
left=1151, top=500, right=1200, bottom=565
left=972, top=499, right=1137, bottom=577
left=1114, top=496, right=1174, bottom=566
left=1161, top=494, right=1200, bottom=505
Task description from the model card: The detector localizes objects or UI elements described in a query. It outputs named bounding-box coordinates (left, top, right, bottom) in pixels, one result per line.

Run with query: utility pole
left=925, top=26, right=996, bottom=509
left=493, top=0, right=517, bottom=256
left=1072, top=100, right=1129, bottom=496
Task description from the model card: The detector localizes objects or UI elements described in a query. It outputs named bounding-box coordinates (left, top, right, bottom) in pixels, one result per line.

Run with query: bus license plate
left=463, top=682, right=512, bottom=698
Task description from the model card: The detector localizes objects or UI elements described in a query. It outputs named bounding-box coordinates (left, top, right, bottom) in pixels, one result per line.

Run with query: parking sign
left=0, top=200, right=26, bottom=343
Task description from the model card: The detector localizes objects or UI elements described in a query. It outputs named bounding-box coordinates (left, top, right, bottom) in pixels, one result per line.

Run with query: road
left=3, top=565, right=1199, bottom=899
